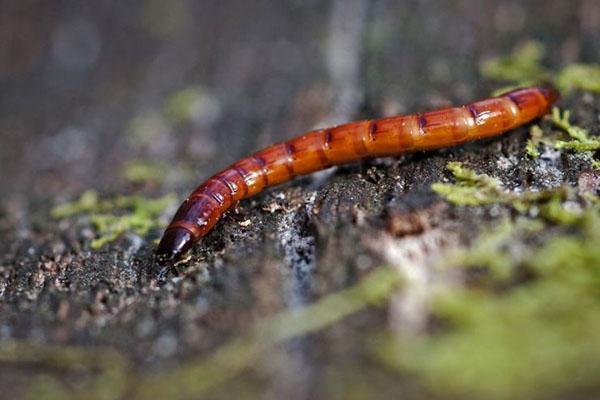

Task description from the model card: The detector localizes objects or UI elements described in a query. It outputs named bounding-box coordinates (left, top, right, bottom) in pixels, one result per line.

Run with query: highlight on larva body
left=156, top=86, right=559, bottom=262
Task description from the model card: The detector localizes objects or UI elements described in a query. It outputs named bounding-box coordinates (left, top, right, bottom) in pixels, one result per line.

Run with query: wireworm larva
left=156, top=86, right=559, bottom=262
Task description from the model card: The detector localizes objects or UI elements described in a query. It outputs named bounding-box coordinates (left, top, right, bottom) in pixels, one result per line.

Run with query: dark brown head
left=155, top=227, right=194, bottom=263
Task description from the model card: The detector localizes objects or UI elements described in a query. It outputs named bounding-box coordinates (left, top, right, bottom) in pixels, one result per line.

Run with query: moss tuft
left=556, top=63, right=600, bottom=94
left=51, top=191, right=176, bottom=249
left=444, top=217, right=544, bottom=281
left=525, top=125, right=544, bottom=158
left=480, top=41, right=548, bottom=85
left=432, top=162, right=575, bottom=217
left=431, top=162, right=505, bottom=206
left=373, top=211, right=600, bottom=400
left=481, top=40, right=600, bottom=94
left=550, top=107, right=600, bottom=152
left=123, top=160, right=169, bottom=184
left=164, top=86, right=205, bottom=124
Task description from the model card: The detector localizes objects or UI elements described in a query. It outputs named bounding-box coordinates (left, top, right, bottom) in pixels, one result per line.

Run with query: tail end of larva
left=537, top=84, right=560, bottom=106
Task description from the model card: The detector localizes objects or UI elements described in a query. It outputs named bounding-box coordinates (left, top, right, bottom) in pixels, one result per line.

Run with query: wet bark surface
left=0, top=1, right=599, bottom=399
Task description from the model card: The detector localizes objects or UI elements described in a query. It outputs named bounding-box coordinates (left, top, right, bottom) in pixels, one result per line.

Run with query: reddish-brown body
left=156, top=86, right=559, bottom=261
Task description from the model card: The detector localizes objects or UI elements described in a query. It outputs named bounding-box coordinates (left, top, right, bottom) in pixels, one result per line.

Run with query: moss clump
left=481, top=40, right=600, bottom=94
left=165, top=87, right=202, bottom=124
left=482, top=41, right=600, bottom=161
left=51, top=190, right=176, bottom=249
left=550, top=107, right=600, bottom=152
left=127, top=111, right=170, bottom=149
left=538, top=196, right=587, bottom=225
left=123, top=160, right=169, bottom=184
left=521, top=108, right=598, bottom=166
left=431, top=162, right=571, bottom=215
left=374, top=211, right=600, bottom=400
left=556, top=63, right=600, bottom=94
left=525, top=125, right=544, bottom=158
left=431, top=162, right=504, bottom=206
left=51, top=190, right=102, bottom=218
left=445, top=217, right=544, bottom=281
left=481, top=41, right=549, bottom=87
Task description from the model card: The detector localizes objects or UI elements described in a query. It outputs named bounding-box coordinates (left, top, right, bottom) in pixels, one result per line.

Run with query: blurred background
left=2, top=0, right=598, bottom=202
left=0, top=1, right=599, bottom=399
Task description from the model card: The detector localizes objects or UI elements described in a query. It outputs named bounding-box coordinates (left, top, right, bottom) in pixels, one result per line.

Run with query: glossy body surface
left=156, top=86, right=559, bottom=261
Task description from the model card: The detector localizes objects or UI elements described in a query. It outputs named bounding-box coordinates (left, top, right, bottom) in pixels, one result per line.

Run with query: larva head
left=155, top=227, right=194, bottom=263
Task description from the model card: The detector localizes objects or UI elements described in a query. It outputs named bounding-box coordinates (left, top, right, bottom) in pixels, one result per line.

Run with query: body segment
left=157, top=86, right=559, bottom=261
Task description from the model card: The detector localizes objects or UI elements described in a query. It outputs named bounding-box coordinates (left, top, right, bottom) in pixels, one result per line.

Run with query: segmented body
left=156, top=86, right=559, bottom=261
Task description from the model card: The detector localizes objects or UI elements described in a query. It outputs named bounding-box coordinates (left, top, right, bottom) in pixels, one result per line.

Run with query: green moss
left=123, top=160, right=169, bottom=184
left=556, top=63, right=600, bottom=94
left=431, top=162, right=505, bottom=206
left=51, top=190, right=101, bottom=218
left=481, top=40, right=600, bottom=94
left=432, top=162, right=572, bottom=216
left=88, top=213, right=154, bottom=249
left=481, top=42, right=600, bottom=159
left=164, top=86, right=204, bottom=124
left=481, top=41, right=548, bottom=85
left=538, top=196, right=587, bottom=225
left=525, top=125, right=543, bottom=158
left=444, top=217, right=544, bottom=281
left=432, top=161, right=597, bottom=227
left=550, top=107, right=600, bottom=152
left=127, top=111, right=170, bottom=148
left=446, top=161, right=501, bottom=186
left=373, top=211, right=600, bottom=400
left=51, top=191, right=176, bottom=249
